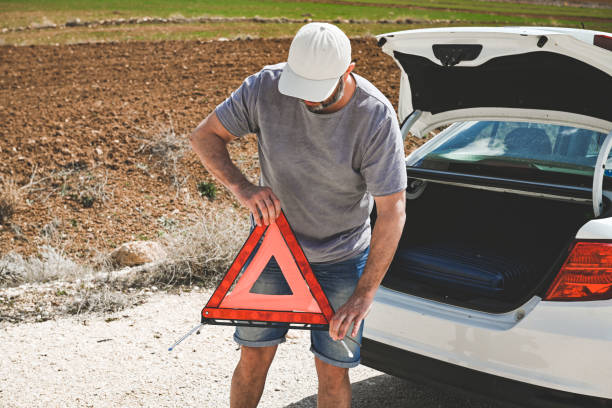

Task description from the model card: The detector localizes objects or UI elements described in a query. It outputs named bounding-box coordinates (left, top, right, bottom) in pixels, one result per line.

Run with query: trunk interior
left=381, top=180, right=594, bottom=313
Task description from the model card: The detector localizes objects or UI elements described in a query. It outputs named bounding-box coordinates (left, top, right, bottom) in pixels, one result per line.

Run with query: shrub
left=153, top=206, right=248, bottom=286
left=63, top=285, right=132, bottom=315
left=197, top=181, right=217, bottom=200
left=0, top=179, right=22, bottom=224
left=0, top=245, right=90, bottom=287
left=66, top=171, right=111, bottom=208
left=134, top=121, right=189, bottom=194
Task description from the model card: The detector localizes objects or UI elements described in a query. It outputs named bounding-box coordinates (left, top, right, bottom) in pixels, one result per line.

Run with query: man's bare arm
left=189, top=112, right=280, bottom=226
left=329, top=189, right=406, bottom=340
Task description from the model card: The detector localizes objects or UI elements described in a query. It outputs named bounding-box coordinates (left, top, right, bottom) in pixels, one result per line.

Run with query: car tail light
left=594, top=35, right=612, bottom=52
left=544, top=242, right=612, bottom=301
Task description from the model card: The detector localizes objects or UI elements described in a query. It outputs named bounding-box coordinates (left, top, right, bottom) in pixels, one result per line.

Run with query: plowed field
left=0, top=38, right=423, bottom=260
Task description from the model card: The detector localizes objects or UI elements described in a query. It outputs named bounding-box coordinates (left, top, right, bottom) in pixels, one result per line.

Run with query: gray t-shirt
left=215, top=63, right=406, bottom=263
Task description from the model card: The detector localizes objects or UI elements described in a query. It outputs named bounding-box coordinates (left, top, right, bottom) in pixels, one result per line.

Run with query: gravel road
left=1, top=289, right=515, bottom=407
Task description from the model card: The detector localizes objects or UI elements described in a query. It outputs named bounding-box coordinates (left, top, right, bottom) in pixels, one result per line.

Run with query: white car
left=362, top=27, right=612, bottom=407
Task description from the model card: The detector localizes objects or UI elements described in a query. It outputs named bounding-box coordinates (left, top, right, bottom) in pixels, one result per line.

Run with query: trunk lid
left=377, top=27, right=612, bottom=137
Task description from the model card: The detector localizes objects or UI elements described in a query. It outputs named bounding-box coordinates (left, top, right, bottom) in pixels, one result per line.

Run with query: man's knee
left=314, top=356, right=349, bottom=387
left=237, top=345, right=277, bottom=374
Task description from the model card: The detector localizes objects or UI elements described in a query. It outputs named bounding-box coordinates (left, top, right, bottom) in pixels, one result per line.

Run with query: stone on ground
left=110, top=241, right=167, bottom=266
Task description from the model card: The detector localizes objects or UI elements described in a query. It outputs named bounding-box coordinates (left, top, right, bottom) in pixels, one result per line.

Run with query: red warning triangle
left=202, top=212, right=334, bottom=325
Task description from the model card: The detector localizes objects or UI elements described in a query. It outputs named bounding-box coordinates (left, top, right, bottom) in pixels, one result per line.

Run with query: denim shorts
left=233, top=247, right=370, bottom=368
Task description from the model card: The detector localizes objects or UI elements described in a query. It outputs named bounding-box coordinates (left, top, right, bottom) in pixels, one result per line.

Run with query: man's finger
left=329, top=316, right=339, bottom=340
left=351, top=317, right=364, bottom=337
left=249, top=204, right=262, bottom=226
left=270, top=193, right=282, bottom=217
left=329, top=314, right=346, bottom=341
left=256, top=199, right=270, bottom=225
left=263, top=198, right=276, bottom=223
left=337, top=314, right=356, bottom=340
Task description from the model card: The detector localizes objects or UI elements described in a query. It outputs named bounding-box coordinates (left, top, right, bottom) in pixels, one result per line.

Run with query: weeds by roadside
left=121, top=206, right=249, bottom=287
left=0, top=245, right=91, bottom=287
left=197, top=181, right=217, bottom=200
left=0, top=178, right=23, bottom=225
left=18, top=162, right=113, bottom=209
left=1, top=205, right=247, bottom=289
left=63, top=284, right=134, bottom=315
left=0, top=205, right=249, bottom=323
left=134, top=120, right=189, bottom=196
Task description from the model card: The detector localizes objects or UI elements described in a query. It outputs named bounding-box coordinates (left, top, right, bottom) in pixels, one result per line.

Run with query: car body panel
left=364, top=287, right=612, bottom=398
left=361, top=337, right=612, bottom=408
left=377, top=27, right=612, bottom=137
left=577, top=217, right=612, bottom=239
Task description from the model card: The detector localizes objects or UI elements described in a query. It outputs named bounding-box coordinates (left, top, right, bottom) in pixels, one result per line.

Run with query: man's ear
left=343, top=62, right=356, bottom=81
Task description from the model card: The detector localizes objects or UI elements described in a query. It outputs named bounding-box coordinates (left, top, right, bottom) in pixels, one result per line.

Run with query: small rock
left=66, top=18, right=82, bottom=27
left=30, top=21, right=57, bottom=29
left=110, top=241, right=167, bottom=266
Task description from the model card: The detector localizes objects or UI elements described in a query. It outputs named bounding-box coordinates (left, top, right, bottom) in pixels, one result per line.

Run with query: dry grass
left=1, top=205, right=248, bottom=288
left=0, top=178, right=22, bottom=225
left=63, top=284, right=133, bottom=315
left=127, top=206, right=250, bottom=287
left=51, top=165, right=113, bottom=208
left=17, top=164, right=113, bottom=209
left=0, top=204, right=249, bottom=322
left=39, top=218, right=64, bottom=247
left=68, top=170, right=113, bottom=208
left=0, top=245, right=92, bottom=287
left=134, top=120, right=190, bottom=196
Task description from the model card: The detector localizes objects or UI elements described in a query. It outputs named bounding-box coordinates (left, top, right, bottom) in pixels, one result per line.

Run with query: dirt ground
left=0, top=37, right=424, bottom=261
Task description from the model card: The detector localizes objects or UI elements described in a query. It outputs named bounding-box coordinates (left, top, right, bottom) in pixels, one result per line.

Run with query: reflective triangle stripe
left=275, top=212, right=334, bottom=321
left=205, top=222, right=266, bottom=309
left=202, top=211, right=334, bottom=325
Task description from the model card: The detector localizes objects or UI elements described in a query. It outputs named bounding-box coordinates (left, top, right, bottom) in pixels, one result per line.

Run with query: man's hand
left=328, top=293, right=374, bottom=341
left=235, top=182, right=281, bottom=226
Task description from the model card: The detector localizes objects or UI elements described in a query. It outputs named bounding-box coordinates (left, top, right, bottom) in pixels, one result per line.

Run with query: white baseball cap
left=278, top=23, right=351, bottom=102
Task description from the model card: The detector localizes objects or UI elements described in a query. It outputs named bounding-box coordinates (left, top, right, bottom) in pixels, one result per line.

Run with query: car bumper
left=361, top=337, right=612, bottom=408
left=363, top=287, right=612, bottom=400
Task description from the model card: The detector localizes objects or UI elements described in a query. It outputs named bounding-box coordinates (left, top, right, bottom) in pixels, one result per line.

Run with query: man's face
left=302, top=76, right=345, bottom=113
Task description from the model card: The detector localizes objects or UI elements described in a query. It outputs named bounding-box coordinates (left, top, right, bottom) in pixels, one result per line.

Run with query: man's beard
left=304, top=78, right=345, bottom=113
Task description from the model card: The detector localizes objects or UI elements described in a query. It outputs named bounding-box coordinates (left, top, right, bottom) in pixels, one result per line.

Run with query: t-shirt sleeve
left=214, top=72, right=261, bottom=137
left=361, top=113, right=407, bottom=196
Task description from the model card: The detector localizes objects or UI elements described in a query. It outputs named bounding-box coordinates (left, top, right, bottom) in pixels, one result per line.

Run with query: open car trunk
left=375, top=26, right=612, bottom=313
left=382, top=181, right=594, bottom=313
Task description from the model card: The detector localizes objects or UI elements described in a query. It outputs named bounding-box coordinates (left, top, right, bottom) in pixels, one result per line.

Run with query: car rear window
left=421, top=121, right=610, bottom=178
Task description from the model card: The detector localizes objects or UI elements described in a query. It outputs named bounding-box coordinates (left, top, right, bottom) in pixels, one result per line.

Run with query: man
left=190, top=23, right=406, bottom=408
